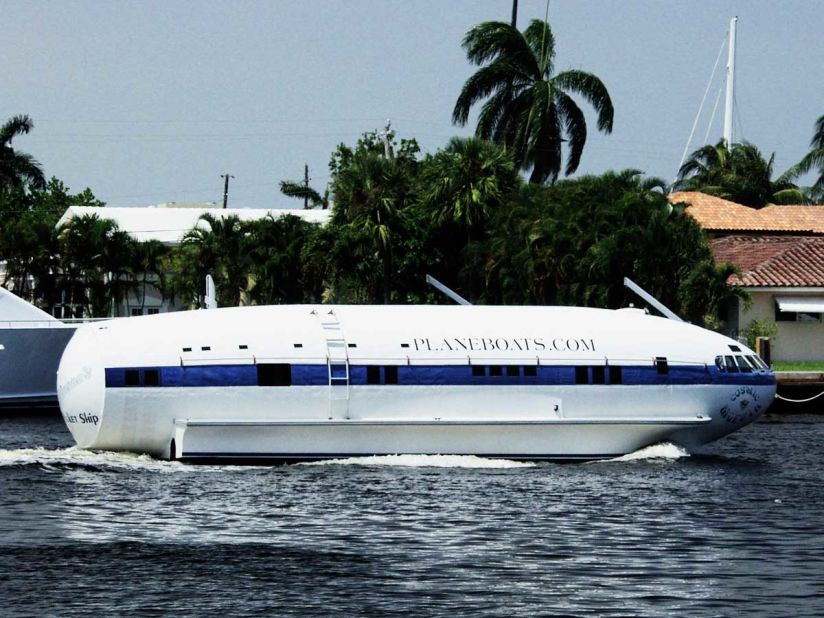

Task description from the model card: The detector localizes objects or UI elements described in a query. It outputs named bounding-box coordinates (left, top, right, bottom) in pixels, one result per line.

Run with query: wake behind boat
left=56, top=304, right=776, bottom=461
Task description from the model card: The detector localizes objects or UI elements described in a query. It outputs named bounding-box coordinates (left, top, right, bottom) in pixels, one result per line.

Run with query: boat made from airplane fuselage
left=56, top=304, right=776, bottom=461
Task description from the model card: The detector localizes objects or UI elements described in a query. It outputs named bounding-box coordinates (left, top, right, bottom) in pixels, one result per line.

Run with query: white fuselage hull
left=56, top=304, right=777, bottom=461
left=81, top=383, right=774, bottom=460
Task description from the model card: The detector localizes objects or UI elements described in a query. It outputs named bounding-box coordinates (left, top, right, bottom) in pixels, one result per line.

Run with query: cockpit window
left=715, top=355, right=725, bottom=372
left=725, top=355, right=739, bottom=373
left=748, top=355, right=768, bottom=370
left=736, top=355, right=753, bottom=373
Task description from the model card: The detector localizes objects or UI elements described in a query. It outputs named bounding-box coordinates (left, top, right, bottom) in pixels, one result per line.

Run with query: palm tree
left=420, top=137, right=518, bottom=301
left=0, top=115, right=46, bottom=192
left=279, top=179, right=329, bottom=209
left=421, top=137, right=517, bottom=235
left=332, top=151, right=414, bottom=303
left=452, top=20, right=614, bottom=184
left=180, top=214, right=251, bottom=306
left=246, top=214, right=318, bottom=304
left=58, top=214, right=136, bottom=317
left=674, top=140, right=803, bottom=207
left=790, top=115, right=824, bottom=201
left=133, top=239, right=168, bottom=313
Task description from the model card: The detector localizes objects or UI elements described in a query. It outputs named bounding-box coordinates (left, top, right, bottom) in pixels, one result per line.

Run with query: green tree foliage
left=0, top=178, right=104, bottom=311
left=419, top=137, right=518, bottom=300
left=789, top=115, right=824, bottom=201
left=0, top=115, right=46, bottom=193
left=57, top=213, right=138, bottom=317
left=327, top=132, right=421, bottom=303
left=453, top=20, right=613, bottom=184
left=171, top=214, right=252, bottom=308
left=246, top=214, right=320, bottom=304
left=481, top=170, right=744, bottom=326
left=133, top=239, right=169, bottom=314
left=674, top=139, right=804, bottom=207
left=279, top=177, right=329, bottom=209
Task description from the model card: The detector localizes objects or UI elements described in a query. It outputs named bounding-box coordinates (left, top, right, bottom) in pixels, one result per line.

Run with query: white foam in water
left=610, top=442, right=691, bottom=462
left=0, top=446, right=187, bottom=472
left=302, top=454, right=535, bottom=468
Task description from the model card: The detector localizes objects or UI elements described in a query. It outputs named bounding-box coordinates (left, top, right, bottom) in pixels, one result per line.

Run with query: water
left=1, top=412, right=823, bottom=617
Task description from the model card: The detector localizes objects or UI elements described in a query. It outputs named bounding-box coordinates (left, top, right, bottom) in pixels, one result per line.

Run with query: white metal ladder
left=317, top=309, right=350, bottom=419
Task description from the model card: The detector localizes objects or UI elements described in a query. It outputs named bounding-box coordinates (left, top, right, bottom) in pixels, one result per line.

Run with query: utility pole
left=304, top=163, right=310, bottom=210
left=220, top=173, right=234, bottom=209
left=511, top=0, right=518, bottom=27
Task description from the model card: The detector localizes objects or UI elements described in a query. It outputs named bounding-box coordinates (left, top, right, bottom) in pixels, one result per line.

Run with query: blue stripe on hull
left=104, top=363, right=776, bottom=388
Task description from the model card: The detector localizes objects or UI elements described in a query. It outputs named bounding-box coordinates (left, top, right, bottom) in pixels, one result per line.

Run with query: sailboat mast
left=723, top=16, right=737, bottom=146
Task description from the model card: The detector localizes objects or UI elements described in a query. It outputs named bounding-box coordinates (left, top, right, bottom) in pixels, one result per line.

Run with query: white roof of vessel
left=56, top=206, right=330, bottom=244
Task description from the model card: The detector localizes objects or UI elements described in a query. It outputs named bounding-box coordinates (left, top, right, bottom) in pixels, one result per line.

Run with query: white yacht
left=0, top=287, right=76, bottom=408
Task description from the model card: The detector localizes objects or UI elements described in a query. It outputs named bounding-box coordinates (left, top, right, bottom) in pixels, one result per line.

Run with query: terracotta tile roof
left=669, top=191, right=824, bottom=234
left=711, top=236, right=824, bottom=287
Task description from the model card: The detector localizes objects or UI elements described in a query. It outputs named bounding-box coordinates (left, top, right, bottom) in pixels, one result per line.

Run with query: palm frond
left=0, top=114, right=34, bottom=146
left=551, top=70, right=614, bottom=133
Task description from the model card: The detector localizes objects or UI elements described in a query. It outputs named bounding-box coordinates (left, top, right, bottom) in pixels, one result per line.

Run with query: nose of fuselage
left=57, top=324, right=106, bottom=448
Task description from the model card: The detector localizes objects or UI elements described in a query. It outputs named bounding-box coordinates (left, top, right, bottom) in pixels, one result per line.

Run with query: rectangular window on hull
left=384, top=366, right=398, bottom=385
left=506, top=366, right=520, bottom=377
left=471, top=366, right=485, bottom=377
left=257, top=364, right=291, bottom=387
left=609, top=366, right=622, bottom=385
left=592, top=366, right=606, bottom=384
left=367, top=365, right=381, bottom=384
left=144, top=369, right=160, bottom=386
left=524, top=366, right=537, bottom=377
left=125, top=369, right=139, bottom=386
left=655, top=357, right=669, bottom=375
left=575, top=366, right=588, bottom=385
left=489, top=366, right=503, bottom=377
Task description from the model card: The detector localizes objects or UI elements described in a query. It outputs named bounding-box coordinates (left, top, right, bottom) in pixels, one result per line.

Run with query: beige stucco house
left=670, top=191, right=824, bottom=361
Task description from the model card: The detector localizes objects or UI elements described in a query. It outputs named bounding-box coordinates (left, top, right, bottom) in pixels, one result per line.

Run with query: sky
left=3, top=0, right=823, bottom=208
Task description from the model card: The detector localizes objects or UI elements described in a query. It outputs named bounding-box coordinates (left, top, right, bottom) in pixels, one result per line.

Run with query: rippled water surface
left=1, top=412, right=823, bottom=617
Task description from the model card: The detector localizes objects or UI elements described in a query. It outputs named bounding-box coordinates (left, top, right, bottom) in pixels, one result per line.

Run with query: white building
left=55, top=203, right=330, bottom=317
